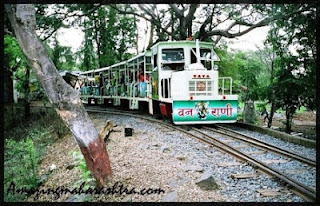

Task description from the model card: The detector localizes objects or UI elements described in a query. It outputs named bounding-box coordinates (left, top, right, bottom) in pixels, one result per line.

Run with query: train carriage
left=78, top=39, right=238, bottom=124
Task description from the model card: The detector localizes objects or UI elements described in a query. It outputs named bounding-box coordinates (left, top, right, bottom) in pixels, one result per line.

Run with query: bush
left=256, top=102, right=268, bottom=113
left=70, top=150, right=95, bottom=189
left=4, top=136, right=40, bottom=201
left=4, top=129, right=56, bottom=202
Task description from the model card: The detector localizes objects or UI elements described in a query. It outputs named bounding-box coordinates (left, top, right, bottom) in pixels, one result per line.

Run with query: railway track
left=203, top=125, right=316, bottom=167
left=188, top=126, right=316, bottom=202
left=85, top=107, right=316, bottom=202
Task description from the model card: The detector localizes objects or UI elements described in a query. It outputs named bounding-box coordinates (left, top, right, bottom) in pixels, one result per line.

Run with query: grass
left=70, top=150, right=95, bottom=189
left=4, top=105, right=70, bottom=202
left=239, top=101, right=308, bottom=115
left=4, top=129, right=56, bottom=201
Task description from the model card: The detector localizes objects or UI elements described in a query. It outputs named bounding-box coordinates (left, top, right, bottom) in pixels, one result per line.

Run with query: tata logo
left=192, top=74, right=210, bottom=79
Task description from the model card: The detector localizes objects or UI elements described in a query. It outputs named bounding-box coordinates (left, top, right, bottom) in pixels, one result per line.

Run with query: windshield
left=191, top=48, right=213, bottom=70
left=162, top=48, right=184, bottom=62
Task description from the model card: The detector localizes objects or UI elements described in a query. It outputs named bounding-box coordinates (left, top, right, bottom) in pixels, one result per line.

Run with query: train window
left=146, top=56, right=152, bottom=72
left=119, top=71, right=125, bottom=84
left=161, top=78, right=170, bottom=98
left=146, top=56, right=151, bottom=64
left=153, top=54, right=158, bottom=68
left=162, top=48, right=184, bottom=62
left=191, top=51, right=197, bottom=64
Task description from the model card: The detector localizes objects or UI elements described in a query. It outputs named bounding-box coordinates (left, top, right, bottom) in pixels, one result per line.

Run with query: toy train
left=78, top=40, right=238, bottom=124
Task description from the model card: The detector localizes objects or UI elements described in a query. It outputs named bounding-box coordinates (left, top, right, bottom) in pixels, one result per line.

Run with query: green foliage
left=216, top=44, right=239, bottom=78
left=267, top=4, right=316, bottom=110
left=4, top=35, right=30, bottom=94
left=234, top=51, right=264, bottom=101
left=47, top=34, right=77, bottom=71
left=4, top=106, right=70, bottom=201
left=256, top=102, right=268, bottom=113
left=264, top=4, right=316, bottom=132
left=4, top=131, right=49, bottom=201
left=70, top=151, right=95, bottom=189
left=77, top=5, right=137, bottom=69
left=35, top=4, right=72, bottom=41
left=4, top=35, right=28, bottom=71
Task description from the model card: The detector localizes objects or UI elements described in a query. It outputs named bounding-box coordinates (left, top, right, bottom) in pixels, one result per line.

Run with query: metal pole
left=230, top=78, right=232, bottom=95
left=222, top=78, right=224, bottom=95
left=196, top=39, right=201, bottom=64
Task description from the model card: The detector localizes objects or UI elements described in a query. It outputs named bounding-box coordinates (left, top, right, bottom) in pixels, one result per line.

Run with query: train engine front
left=151, top=40, right=238, bottom=124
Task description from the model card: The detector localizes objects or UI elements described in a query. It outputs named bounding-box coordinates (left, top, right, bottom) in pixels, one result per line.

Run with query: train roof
left=151, top=40, right=214, bottom=50
left=151, top=40, right=219, bottom=61
left=81, top=50, right=152, bottom=75
left=81, top=40, right=217, bottom=75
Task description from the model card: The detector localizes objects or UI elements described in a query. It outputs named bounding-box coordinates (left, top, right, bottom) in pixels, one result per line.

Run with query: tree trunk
left=134, top=15, right=139, bottom=54
left=285, top=106, right=295, bottom=134
left=6, top=4, right=112, bottom=186
left=268, top=102, right=275, bottom=128
left=147, top=23, right=154, bottom=49
left=94, top=17, right=102, bottom=69
left=24, top=67, right=30, bottom=118
left=243, top=100, right=255, bottom=124
left=267, top=60, right=275, bottom=128
left=187, top=22, right=192, bottom=38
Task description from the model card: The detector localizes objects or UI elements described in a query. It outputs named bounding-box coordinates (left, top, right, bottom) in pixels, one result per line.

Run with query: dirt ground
left=256, top=111, right=316, bottom=140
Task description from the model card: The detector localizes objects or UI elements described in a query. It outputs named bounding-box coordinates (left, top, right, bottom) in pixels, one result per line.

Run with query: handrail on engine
left=218, top=77, right=233, bottom=95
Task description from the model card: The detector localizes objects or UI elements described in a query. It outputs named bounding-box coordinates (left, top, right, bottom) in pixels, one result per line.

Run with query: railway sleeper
left=230, top=172, right=258, bottom=179
left=283, top=169, right=308, bottom=174
left=245, top=150, right=266, bottom=155
left=263, top=159, right=289, bottom=164
left=256, top=189, right=284, bottom=197
left=232, top=144, right=248, bottom=149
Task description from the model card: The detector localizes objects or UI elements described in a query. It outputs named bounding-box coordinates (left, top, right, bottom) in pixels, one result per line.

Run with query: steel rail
left=85, top=108, right=316, bottom=202
left=202, top=126, right=316, bottom=167
left=190, top=127, right=316, bottom=202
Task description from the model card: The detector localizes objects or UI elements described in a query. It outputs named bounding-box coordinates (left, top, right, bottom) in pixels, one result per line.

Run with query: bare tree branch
left=169, top=4, right=183, bottom=17
left=110, top=4, right=151, bottom=21
left=113, top=4, right=179, bottom=40
left=207, top=18, right=269, bottom=39
left=185, top=4, right=198, bottom=21
left=38, top=5, right=101, bottom=41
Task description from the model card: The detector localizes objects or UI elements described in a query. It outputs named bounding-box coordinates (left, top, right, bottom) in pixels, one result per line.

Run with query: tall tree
left=49, top=34, right=77, bottom=71
left=266, top=4, right=316, bottom=133
left=5, top=4, right=112, bottom=186
left=112, top=4, right=315, bottom=44
left=76, top=5, right=136, bottom=68
left=255, top=44, right=277, bottom=128
left=233, top=51, right=263, bottom=124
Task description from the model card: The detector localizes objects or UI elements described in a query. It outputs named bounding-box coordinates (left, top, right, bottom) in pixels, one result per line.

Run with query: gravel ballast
left=90, top=113, right=306, bottom=202
left=221, top=125, right=316, bottom=161
left=27, top=112, right=309, bottom=202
